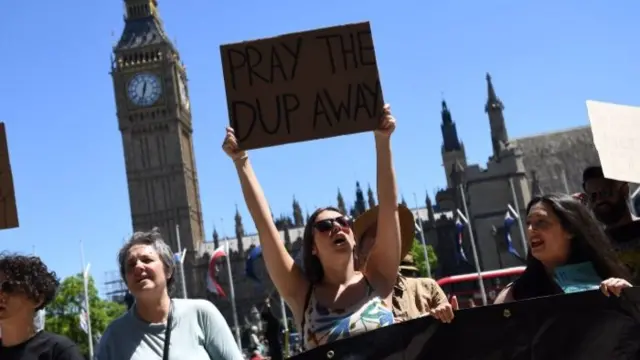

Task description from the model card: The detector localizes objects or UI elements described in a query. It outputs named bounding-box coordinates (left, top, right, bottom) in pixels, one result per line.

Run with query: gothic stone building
left=110, top=0, right=205, bottom=294
left=110, top=0, right=628, bottom=324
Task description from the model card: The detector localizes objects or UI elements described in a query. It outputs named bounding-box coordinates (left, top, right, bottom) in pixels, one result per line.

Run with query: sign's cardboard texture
left=220, top=22, right=384, bottom=150
left=0, top=122, right=18, bottom=229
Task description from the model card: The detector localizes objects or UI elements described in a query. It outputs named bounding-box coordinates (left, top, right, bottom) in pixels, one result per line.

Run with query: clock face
left=178, top=77, right=190, bottom=110
left=127, top=73, right=162, bottom=107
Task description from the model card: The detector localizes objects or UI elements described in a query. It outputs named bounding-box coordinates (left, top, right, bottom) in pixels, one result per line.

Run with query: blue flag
left=503, top=212, right=522, bottom=259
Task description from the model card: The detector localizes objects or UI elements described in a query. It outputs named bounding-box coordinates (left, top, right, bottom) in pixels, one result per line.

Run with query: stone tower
left=440, top=100, right=467, bottom=188
left=110, top=0, right=205, bottom=255
left=485, top=73, right=509, bottom=159
left=463, top=73, right=530, bottom=272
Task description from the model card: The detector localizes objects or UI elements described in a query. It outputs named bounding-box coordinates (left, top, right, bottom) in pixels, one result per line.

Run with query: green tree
left=367, top=184, right=376, bottom=209
left=46, top=274, right=126, bottom=357
left=336, top=189, right=347, bottom=214
left=292, top=197, right=304, bottom=227
left=353, top=182, right=367, bottom=217
left=408, top=238, right=438, bottom=278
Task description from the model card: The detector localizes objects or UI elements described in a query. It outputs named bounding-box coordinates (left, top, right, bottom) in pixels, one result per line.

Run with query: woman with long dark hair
left=222, top=104, right=402, bottom=350
left=495, top=193, right=632, bottom=303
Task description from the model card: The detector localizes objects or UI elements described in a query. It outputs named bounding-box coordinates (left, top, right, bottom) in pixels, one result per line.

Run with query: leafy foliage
left=45, top=274, right=126, bottom=357
left=408, top=239, right=438, bottom=277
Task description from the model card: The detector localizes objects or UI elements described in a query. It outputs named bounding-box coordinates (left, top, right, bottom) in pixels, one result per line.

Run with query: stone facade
left=111, top=1, right=636, bottom=326
left=111, top=2, right=205, bottom=256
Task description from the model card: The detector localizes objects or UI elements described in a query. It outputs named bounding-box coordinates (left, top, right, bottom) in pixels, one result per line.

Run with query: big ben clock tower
left=110, top=0, right=205, bottom=262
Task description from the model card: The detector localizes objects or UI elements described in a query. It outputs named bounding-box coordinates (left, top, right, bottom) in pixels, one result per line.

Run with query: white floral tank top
left=301, top=281, right=394, bottom=350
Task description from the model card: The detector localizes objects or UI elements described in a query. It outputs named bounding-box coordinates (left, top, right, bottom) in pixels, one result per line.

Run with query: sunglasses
left=313, top=216, right=352, bottom=232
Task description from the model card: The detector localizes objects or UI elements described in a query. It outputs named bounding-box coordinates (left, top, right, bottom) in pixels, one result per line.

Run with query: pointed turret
left=440, top=99, right=467, bottom=189
left=484, top=73, right=509, bottom=157
left=426, top=194, right=435, bottom=223
left=440, top=100, right=463, bottom=152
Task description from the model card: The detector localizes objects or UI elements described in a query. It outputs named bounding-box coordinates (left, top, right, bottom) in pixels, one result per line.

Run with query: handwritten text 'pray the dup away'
left=220, top=22, right=384, bottom=150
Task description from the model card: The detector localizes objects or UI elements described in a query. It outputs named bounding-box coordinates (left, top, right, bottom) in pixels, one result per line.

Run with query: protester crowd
left=1, top=106, right=638, bottom=359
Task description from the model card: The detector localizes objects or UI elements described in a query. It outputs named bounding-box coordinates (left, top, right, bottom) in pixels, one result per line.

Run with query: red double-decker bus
left=437, top=266, right=526, bottom=307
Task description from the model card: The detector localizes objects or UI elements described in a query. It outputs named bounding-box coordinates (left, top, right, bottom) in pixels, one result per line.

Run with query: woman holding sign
left=223, top=104, right=402, bottom=350
left=494, top=193, right=632, bottom=304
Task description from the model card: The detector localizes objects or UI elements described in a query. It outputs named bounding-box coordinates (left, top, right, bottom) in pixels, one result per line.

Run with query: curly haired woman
left=0, top=253, right=84, bottom=360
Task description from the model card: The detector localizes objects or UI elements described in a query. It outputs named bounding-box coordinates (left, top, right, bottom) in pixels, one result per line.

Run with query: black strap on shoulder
left=162, top=301, right=174, bottom=360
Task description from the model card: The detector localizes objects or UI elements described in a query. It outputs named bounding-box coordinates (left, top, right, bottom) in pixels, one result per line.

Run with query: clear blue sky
left=1, top=1, right=638, bottom=295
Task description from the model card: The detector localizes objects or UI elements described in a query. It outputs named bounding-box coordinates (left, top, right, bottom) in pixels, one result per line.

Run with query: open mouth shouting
left=332, top=234, right=348, bottom=247
left=530, top=237, right=544, bottom=250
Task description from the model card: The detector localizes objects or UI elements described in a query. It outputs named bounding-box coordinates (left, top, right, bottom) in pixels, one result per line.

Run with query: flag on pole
left=79, top=306, right=89, bottom=333
left=504, top=212, right=522, bottom=259
left=173, top=249, right=186, bottom=264
left=245, top=245, right=263, bottom=282
left=455, top=218, right=468, bottom=263
left=207, top=246, right=227, bottom=297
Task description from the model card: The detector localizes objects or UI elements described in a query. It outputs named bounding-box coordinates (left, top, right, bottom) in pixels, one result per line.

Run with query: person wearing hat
left=398, top=254, right=421, bottom=278
left=354, top=204, right=457, bottom=323
left=583, top=165, right=640, bottom=283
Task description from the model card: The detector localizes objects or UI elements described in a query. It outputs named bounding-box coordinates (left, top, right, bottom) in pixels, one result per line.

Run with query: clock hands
left=142, top=81, right=148, bottom=97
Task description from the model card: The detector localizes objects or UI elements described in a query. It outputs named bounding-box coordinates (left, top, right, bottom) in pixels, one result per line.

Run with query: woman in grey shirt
left=96, top=228, right=243, bottom=360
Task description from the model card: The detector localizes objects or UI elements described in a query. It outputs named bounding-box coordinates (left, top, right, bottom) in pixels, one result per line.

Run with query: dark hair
left=118, top=227, right=176, bottom=294
left=582, top=166, right=604, bottom=187
left=512, top=193, right=630, bottom=300
left=301, top=206, right=349, bottom=284
left=0, top=253, right=60, bottom=311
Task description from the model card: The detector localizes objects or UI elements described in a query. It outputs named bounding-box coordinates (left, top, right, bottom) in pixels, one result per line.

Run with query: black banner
left=291, top=288, right=640, bottom=360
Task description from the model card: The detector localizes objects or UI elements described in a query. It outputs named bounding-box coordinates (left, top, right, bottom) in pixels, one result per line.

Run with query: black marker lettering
left=312, top=93, right=332, bottom=129
left=356, top=30, right=375, bottom=67
left=338, top=33, right=358, bottom=70
left=353, top=79, right=382, bottom=120
left=269, top=45, right=288, bottom=83
left=281, top=38, right=303, bottom=80
left=227, top=49, right=247, bottom=91
left=316, top=34, right=339, bottom=74
left=230, top=100, right=257, bottom=142
left=245, top=45, right=269, bottom=86
left=231, top=94, right=301, bottom=143
left=322, top=84, right=353, bottom=122
left=280, top=93, right=300, bottom=134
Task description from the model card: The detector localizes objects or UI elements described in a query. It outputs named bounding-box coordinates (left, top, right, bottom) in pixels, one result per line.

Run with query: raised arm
left=364, top=105, right=402, bottom=297
left=222, top=128, right=309, bottom=317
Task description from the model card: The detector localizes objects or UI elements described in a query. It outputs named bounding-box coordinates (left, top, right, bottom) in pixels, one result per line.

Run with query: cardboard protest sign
left=0, top=122, right=18, bottom=230
left=292, top=288, right=640, bottom=359
left=586, top=100, right=640, bottom=184
left=220, top=22, right=384, bottom=150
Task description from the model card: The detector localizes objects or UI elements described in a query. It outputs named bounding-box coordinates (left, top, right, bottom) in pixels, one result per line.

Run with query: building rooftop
left=512, top=126, right=600, bottom=194
left=199, top=207, right=453, bottom=256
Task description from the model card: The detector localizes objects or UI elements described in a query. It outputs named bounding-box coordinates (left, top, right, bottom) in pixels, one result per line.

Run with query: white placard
left=586, top=100, right=640, bottom=183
